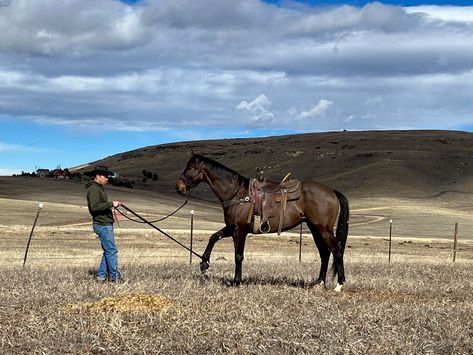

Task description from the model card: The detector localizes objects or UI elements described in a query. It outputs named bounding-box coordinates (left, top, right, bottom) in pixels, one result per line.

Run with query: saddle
left=247, top=174, right=301, bottom=235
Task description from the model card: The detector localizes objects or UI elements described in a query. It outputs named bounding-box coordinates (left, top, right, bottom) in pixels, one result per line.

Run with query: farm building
left=53, top=169, right=68, bottom=180
left=36, top=169, right=50, bottom=177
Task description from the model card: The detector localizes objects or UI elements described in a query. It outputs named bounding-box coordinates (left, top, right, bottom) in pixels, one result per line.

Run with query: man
left=85, top=166, right=122, bottom=282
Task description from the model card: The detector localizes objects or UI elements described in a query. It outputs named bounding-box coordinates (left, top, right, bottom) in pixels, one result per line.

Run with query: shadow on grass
left=193, top=273, right=321, bottom=289
left=86, top=264, right=326, bottom=289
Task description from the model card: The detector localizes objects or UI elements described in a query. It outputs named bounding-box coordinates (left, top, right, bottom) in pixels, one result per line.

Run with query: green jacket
left=86, top=181, right=114, bottom=225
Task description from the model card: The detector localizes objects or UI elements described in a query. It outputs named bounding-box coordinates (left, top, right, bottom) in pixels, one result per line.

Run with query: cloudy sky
left=1, top=0, right=472, bottom=175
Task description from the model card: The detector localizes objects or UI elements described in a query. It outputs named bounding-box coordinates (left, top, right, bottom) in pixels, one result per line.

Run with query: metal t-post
left=299, top=223, right=303, bottom=262
left=190, top=210, right=194, bottom=264
left=453, top=222, right=458, bottom=263
left=23, top=203, right=44, bottom=267
left=388, top=219, right=393, bottom=263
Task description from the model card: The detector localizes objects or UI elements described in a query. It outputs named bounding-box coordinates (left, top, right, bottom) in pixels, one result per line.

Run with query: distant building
left=36, top=169, right=50, bottom=177
left=53, top=169, right=68, bottom=180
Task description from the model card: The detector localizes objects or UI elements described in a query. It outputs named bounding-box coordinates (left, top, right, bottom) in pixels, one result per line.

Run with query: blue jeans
left=93, top=224, right=119, bottom=281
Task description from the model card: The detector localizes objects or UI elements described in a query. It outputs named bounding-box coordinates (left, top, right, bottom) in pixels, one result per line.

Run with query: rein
left=115, top=188, right=194, bottom=224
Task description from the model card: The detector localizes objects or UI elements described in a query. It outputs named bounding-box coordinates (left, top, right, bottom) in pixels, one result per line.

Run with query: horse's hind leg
left=309, top=223, right=345, bottom=292
left=201, top=225, right=234, bottom=273
left=307, top=222, right=330, bottom=286
left=321, top=229, right=345, bottom=292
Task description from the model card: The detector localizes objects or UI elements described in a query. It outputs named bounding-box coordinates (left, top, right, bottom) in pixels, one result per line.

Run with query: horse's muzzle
left=175, top=180, right=187, bottom=195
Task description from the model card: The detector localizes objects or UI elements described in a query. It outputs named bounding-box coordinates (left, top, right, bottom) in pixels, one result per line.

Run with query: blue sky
left=1, top=0, right=473, bottom=175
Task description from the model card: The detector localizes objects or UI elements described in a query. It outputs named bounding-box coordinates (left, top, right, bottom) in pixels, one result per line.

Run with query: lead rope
left=114, top=187, right=195, bottom=224
left=113, top=207, right=120, bottom=227
left=118, top=202, right=203, bottom=260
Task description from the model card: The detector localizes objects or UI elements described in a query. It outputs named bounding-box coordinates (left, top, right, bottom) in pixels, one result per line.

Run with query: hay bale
left=65, top=294, right=172, bottom=313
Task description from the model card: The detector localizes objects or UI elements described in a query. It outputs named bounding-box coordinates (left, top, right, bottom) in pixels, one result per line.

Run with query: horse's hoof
left=334, top=283, right=343, bottom=292
left=225, top=280, right=241, bottom=287
left=200, top=261, right=210, bottom=273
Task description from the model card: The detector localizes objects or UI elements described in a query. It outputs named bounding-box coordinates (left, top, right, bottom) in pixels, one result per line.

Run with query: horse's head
left=175, top=154, right=204, bottom=195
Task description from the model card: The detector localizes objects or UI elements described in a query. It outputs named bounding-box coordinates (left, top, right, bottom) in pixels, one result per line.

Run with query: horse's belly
left=254, top=202, right=303, bottom=234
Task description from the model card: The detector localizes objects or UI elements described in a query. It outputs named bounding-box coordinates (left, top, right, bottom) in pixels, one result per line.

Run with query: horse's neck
left=203, top=167, right=244, bottom=202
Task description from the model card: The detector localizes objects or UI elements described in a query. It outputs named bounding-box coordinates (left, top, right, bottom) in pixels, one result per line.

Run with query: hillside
left=74, top=130, right=473, bottom=200
left=3, top=129, right=473, bottom=247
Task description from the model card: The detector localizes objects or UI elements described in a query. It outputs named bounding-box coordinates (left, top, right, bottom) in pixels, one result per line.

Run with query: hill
left=75, top=130, right=473, bottom=200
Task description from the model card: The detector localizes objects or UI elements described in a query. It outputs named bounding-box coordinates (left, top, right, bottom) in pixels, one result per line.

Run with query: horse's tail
left=335, top=190, right=349, bottom=253
left=331, top=190, right=349, bottom=280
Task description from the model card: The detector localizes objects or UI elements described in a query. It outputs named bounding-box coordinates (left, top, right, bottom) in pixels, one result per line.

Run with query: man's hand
left=112, top=200, right=121, bottom=208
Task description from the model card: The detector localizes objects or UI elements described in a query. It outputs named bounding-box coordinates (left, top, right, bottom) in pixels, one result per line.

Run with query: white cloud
left=0, top=0, right=149, bottom=55
left=249, top=111, right=274, bottom=126
left=0, top=142, right=43, bottom=153
left=32, top=116, right=169, bottom=132
left=0, top=1, right=472, bottom=133
left=289, top=2, right=414, bottom=35
left=237, top=94, right=271, bottom=111
left=344, top=115, right=355, bottom=123
left=236, top=94, right=274, bottom=126
left=365, top=96, right=383, bottom=106
left=299, top=100, right=333, bottom=119
left=405, top=6, right=473, bottom=23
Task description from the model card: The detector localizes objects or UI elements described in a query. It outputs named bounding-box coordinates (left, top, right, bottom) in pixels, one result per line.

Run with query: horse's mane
left=196, top=154, right=248, bottom=185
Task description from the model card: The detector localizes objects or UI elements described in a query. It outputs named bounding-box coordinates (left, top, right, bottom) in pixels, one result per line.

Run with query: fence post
left=190, top=210, right=194, bottom=264
left=299, top=223, right=303, bottom=262
left=453, top=222, right=458, bottom=263
left=388, top=219, right=393, bottom=263
left=23, top=203, right=43, bottom=267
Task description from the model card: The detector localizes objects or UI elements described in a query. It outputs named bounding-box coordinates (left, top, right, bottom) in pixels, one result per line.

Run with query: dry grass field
left=1, top=175, right=473, bottom=354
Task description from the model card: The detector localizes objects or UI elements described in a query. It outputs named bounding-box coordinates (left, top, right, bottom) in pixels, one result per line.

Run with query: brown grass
left=1, top=182, right=473, bottom=354
left=1, top=232, right=473, bottom=354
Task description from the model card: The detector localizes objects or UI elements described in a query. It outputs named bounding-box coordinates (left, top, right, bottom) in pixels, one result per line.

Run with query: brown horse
left=175, top=153, right=349, bottom=291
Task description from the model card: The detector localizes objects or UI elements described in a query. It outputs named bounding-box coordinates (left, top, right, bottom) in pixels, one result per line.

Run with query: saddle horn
left=281, top=172, right=292, bottom=184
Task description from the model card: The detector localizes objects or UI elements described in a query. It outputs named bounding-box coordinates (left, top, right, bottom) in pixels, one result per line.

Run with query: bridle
left=180, top=163, right=204, bottom=190
left=115, top=163, right=203, bottom=224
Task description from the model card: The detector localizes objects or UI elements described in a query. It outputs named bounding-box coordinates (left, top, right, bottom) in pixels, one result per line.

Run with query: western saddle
left=247, top=172, right=301, bottom=235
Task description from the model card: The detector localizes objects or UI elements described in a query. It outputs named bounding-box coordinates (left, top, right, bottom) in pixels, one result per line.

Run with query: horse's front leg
left=231, top=231, right=248, bottom=286
left=200, top=225, right=234, bottom=273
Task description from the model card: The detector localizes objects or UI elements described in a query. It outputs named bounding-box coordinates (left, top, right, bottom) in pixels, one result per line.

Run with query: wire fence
left=3, top=204, right=473, bottom=266
left=0, top=210, right=473, bottom=270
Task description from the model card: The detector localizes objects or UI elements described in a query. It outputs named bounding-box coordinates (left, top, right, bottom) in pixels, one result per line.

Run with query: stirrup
left=259, top=220, right=271, bottom=233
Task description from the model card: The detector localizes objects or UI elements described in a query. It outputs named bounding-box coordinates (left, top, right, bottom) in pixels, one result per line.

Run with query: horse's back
left=301, top=180, right=338, bottom=199
left=299, top=180, right=340, bottom=225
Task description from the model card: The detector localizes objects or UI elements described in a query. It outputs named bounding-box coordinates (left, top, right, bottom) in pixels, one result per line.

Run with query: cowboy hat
left=86, top=165, right=114, bottom=177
